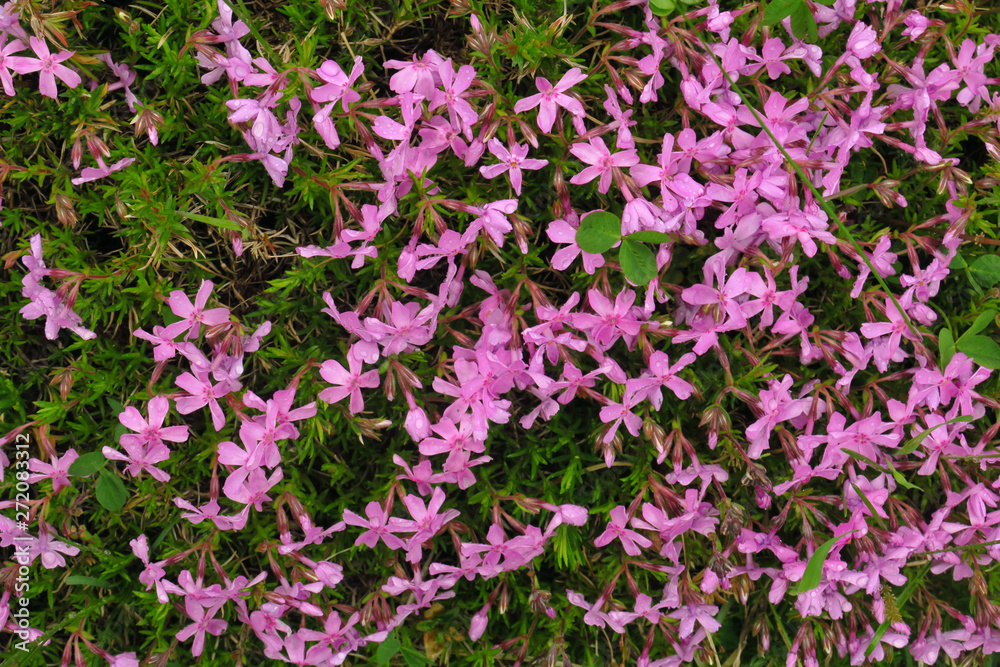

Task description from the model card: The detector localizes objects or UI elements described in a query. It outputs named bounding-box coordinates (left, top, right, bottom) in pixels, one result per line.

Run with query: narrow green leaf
left=841, top=450, right=919, bottom=489
left=969, top=254, right=1000, bottom=287
left=896, top=415, right=975, bottom=457
left=68, top=451, right=107, bottom=477
left=958, top=309, right=996, bottom=341
left=957, top=334, right=1000, bottom=369
left=939, top=327, right=956, bottom=369
left=795, top=530, right=858, bottom=594
left=575, top=211, right=621, bottom=254
left=762, top=0, right=797, bottom=26
left=850, top=483, right=885, bottom=528
left=95, top=469, right=128, bottom=512
left=618, top=238, right=658, bottom=285
left=175, top=209, right=243, bottom=232
left=626, top=230, right=676, bottom=244
left=882, top=459, right=920, bottom=490
left=65, top=575, right=114, bottom=588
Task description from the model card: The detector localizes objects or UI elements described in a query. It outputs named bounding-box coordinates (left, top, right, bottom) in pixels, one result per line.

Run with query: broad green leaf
left=95, top=469, right=128, bottom=512
left=400, top=646, right=433, bottom=667
left=959, top=309, right=996, bottom=340
left=969, top=254, right=1000, bottom=287
left=896, top=415, right=975, bottom=457
left=795, top=530, right=857, bottom=594
left=762, top=0, right=798, bottom=25
left=789, top=1, right=818, bottom=42
left=626, top=230, right=676, bottom=244
left=939, top=327, right=955, bottom=369
left=376, top=631, right=401, bottom=665
left=68, top=451, right=107, bottom=477
left=649, top=0, right=675, bottom=14
left=575, top=211, right=621, bottom=254
left=957, top=334, right=1000, bottom=369
left=65, top=575, right=114, bottom=588
left=107, top=397, right=125, bottom=415
left=619, top=238, right=658, bottom=285
left=950, top=252, right=968, bottom=270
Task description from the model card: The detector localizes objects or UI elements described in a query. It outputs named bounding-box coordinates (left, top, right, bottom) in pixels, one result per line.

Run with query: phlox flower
left=6, top=36, right=81, bottom=99
left=478, top=138, right=547, bottom=195
left=176, top=599, right=228, bottom=658
left=26, top=448, right=78, bottom=493
left=102, top=437, right=172, bottom=482
left=593, top=506, right=653, bottom=556
left=118, top=396, right=189, bottom=449
left=513, top=67, right=587, bottom=134
left=166, top=279, right=231, bottom=339
left=569, top=137, right=639, bottom=194
left=318, top=353, right=380, bottom=414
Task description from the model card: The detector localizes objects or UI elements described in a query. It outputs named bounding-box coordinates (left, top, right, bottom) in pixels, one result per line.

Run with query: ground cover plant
left=2, top=0, right=1000, bottom=664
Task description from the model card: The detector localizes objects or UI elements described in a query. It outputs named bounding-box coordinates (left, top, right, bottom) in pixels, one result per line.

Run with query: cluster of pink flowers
left=5, top=0, right=1000, bottom=664
left=18, top=234, right=95, bottom=340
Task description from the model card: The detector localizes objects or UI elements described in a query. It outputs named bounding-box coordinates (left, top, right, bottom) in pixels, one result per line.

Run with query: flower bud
left=469, top=604, right=489, bottom=641
left=52, top=192, right=77, bottom=227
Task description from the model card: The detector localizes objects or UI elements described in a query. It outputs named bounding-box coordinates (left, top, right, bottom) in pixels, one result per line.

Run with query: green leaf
left=882, top=459, right=920, bottom=490
left=957, top=334, right=1000, bottom=369
left=68, top=451, right=107, bottom=477
left=625, top=230, right=676, bottom=244
left=789, top=1, right=818, bottom=42
left=575, top=211, right=621, bottom=254
left=795, top=530, right=857, bottom=594
left=939, top=327, right=956, bottom=369
left=649, top=0, right=675, bottom=14
left=958, top=309, right=996, bottom=341
left=400, top=646, right=432, bottom=667
left=896, top=415, right=975, bottom=457
left=618, top=238, right=658, bottom=285
left=376, top=631, right=401, bottom=665
left=65, top=575, right=114, bottom=588
left=95, top=469, right=128, bottom=512
left=841, top=450, right=919, bottom=490
left=762, top=0, right=797, bottom=25
left=950, top=252, right=968, bottom=270
left=850, top=483, right=885, bottom=528
left=969, top=255, right=1000, bottom=287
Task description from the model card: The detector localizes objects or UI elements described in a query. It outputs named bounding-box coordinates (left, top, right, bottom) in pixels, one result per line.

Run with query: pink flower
left=569, top=137, right=639, bottom=194
left=513, top=67, right=587, bottom=133
left=318, top=353, right=380, bottom=414
left=0, top=37, right=26, bottom=96
left=343, top=501, right=409, bottom=550
left=478, top=138, right=547, bottom=195
left=429, top=59, right=478, bottom=134
left=176, top=599, right=228, bottom=658
left=166, top=279, right=231, bottom=339
left=593, top=506, right=653, bottom=555
left=26, top=448, right=78, bottom=493
left=118, top=396, right=189, bottom=449
left=6, top=36, right=80, bottom=99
